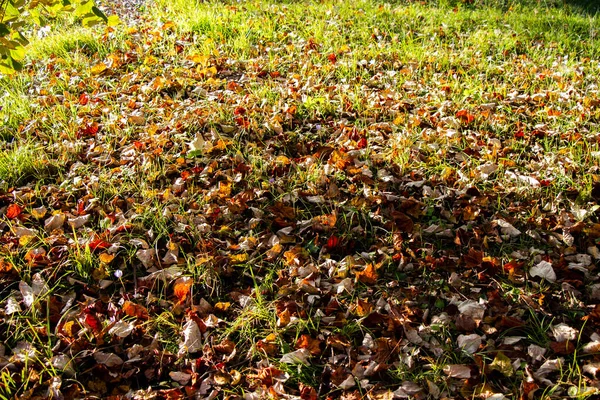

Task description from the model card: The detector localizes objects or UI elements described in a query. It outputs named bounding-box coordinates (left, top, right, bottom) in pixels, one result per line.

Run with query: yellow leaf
left=92, top=266, right=108, bottom=280
left=230, top=253, right=248, bottom=264
left=275, top=155, right=291, bottom=165
left=107, top=15, right=120, bottom=27
left=173, top=277, right=193, bottom=304
left=19, top=235, right=35, bottom=246
left=266, top=243, right=283, bottom=259
left=190, top=54, right=210, bottom=65
left=218, top=182, right=232, bottom=198
left=214, top=302, right=231, bottom=312
left=90, top=62, right=107, bottom=75
left=277, top=309, right=291, bottom=327
left=62, top=321, right=78, bottom=337
left=489, top=352, right=514, bottom=376
left=99, top=253, right=115, bottom=264
left=31, top=206, right=47, bottom=219
left=144, top=56, right=158, bottom=65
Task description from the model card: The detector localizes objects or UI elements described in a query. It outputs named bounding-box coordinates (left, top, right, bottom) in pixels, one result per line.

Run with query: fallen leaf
left=280, top=349, right=310, bottom=365
left=6, top=204, right=22, bottom=219
left=93, top=352, right=123, bottom=367
left=529, top=260, right=556, bottom=282
left=356, top=263, right=378, bottom=285
left=180, top=319, right=203, bottom=354
left=443, top=364, right=472, bottom=379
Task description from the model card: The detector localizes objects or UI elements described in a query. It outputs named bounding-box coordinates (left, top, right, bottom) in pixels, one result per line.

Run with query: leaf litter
left=2, top=0, right=600, bottom=398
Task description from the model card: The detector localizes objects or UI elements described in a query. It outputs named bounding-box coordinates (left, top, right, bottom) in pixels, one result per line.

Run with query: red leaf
left=325, top=235, right=340, bottom=251
left=456, top=109, right=475, bottom=124
left=88, top=239, right=111, bottom=251
left=514, top=129, right=525, bottom=139
left=327, top=53, right=337, bottom=64
left=79, top=93, right=89, bottom=105
left=85, top=313, right=102, bottom=333
left=77, top=199, right=86, bottom=216
left=356, top=137, right=367, bottom=149
left=6, top=204, right=22, bottom=219
left=76, top=122, right=99, bottom=139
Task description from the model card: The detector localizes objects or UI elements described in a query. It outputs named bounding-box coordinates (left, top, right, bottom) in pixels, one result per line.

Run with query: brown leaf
left=391, top=211, right=414, bottom=232
left=214, top=339, right=236, bottom=354
left=464, top=248, right=483, bottom=268
left=550, top=341, right=576, bottom=355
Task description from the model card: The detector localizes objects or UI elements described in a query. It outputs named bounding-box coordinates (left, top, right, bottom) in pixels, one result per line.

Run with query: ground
left=1, top=0, right=600, bottom=399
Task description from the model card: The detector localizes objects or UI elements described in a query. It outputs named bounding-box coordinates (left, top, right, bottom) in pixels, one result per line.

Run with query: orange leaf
left=356, top=263, right=378, bottom=285
left=296, top=334, right=322, bottom=356
left=456, top=109, right=475, bottom=124
left=355, top=299, right=373, bottom=317
left=123, top=301, right=149, bottom=320
left=6, top=204, right=22, bottom=219
left=173, top=277, right=193, bottom=305
left=214, top=302, right=231, bottom=312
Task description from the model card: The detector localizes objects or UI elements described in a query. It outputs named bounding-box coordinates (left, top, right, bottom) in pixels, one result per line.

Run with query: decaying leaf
left=443, top=364, right=472, bottom=379
left=180, top=319, right=203, bottom=354
left=280, top=349, right=310, bottom=365
left=529, top=260, right=556, bottom=282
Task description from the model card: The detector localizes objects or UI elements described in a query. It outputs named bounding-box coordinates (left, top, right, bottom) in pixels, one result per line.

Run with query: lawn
left=1, top=0, right=600, bottom=398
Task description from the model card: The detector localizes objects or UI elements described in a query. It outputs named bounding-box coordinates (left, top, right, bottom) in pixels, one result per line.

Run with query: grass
left=0, top=0, right=600, bottom=398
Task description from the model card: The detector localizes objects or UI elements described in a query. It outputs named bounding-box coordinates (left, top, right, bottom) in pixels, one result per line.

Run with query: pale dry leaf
left=280, top=349, right=310, bottom=365
left=443, top=364, right=471, bottom=379
left=404, top=325, right=424, bottom=345
left=392, top=381, right=423, bottom=398
left=180, top=319, right=203, bottom=354
left=337, top=375, right=355, bottom=390
left=494, top=219, right=521, bottom=237
left=14, top=227, right=36, bottom=237
left=457, top=300, right=485, bottom=321
left=582, top=340, right=600, bottom=354
left=19, top=281, right=34, bottom=308
left=529, top=260, right=556, bottom=282
left=502, top=336, right=525, bottom=345
left=457, top=333, right=482, bottom=354
left=535, top=358, right=563, bottom=378
left=93, top=352, right=124, bottom=367
left=426, top=380, right=440, bottom=399
left=169, top=371, right=192, bottom=385
left=12, top=341, right=36, bottom=362
left=44, top=213, right=66, bottom=232
left=476, top=163, right=498, bottom=180
left=583, top=362, right=600, bottom=376
left=109, top=320, right=135, bottom=338
left=68, top=215, right=90, bottom=229
left=551, top=323, right=578, bottom=342
left=31, top=273, right=48, bottom=296
left=5, top=296, right=20, bottom=314
left=136, top=249, right=156, bottom=268
left=528, top=344, right=547, bottom=361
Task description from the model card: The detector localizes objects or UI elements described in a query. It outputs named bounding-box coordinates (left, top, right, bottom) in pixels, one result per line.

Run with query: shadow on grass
left=558, top=0, right=600, bottom=14
left=412, top=0, right=600, bottom=15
